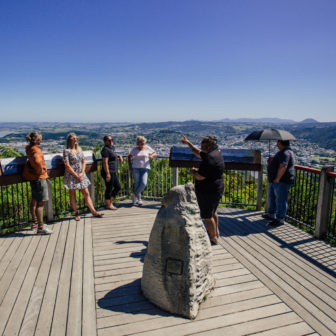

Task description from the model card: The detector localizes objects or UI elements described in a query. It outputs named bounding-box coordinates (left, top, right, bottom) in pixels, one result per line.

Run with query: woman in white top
left=128, top=136, right=156, bottom=205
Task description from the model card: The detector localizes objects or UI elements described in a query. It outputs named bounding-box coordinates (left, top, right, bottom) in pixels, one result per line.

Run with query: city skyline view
left=1, top=0, right=336, bottom=123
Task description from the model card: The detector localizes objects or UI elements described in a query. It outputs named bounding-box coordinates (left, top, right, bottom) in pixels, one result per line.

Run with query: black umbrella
left=245, top=128, right=296, bottom=158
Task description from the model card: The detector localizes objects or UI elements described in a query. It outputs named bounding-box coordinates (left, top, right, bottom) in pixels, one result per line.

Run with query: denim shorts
left=30, top=179, right=49, bottom=202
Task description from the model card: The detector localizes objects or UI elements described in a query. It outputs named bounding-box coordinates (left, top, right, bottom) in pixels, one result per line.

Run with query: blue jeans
left=268, top=182, right=291, bottom=222
left=132, top=168, right=148, bottom=197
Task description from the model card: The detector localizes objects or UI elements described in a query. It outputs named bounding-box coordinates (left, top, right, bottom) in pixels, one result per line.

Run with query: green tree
left=0, top=145, right=22, bottom=158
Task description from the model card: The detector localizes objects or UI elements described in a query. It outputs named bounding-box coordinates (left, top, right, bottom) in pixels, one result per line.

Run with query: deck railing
left=327, top=170, right=336, bottom=242
left=287, top=165, right=321, bottom=232
left=0, top=155, right=335, bottom=245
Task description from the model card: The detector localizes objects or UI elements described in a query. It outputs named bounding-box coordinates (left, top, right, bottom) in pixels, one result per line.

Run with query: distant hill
left=300, top=118, right=319, bottom=124
left=217, top=118, right=296, bottom=124
left=289, top=124, right=336, bottom=151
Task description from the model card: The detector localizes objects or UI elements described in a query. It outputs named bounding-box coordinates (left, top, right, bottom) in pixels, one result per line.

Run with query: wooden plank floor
left=0, top=201, right=335, bottom=335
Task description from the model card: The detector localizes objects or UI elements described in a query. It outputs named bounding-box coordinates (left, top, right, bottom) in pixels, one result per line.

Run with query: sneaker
left=138, top=199, right=143, bottom=206
left=37, top=225, right=53, bottom=235
left=262, top=213, right=275, bottom=220
left=267, top=219, right=284, bottom=227
left=132, top=194, right=137, bottom=205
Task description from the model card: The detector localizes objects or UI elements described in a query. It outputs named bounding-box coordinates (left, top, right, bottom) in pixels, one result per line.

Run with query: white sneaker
left=37, top=225, right=53, bottom=235
left=132, top=194, right=137, bottom=205
left=138, top=198, right=143, bottom=206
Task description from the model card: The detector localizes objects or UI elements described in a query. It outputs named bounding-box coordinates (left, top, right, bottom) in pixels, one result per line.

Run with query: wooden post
left=87, top=172, right=95, bottom=205
left=256, top=168, right=263, bottom=211
left=315, top=166, right=334, bottom=239
left=173, top=167, right=179, bottom=187
left=45, top=179, right=54, bottom=222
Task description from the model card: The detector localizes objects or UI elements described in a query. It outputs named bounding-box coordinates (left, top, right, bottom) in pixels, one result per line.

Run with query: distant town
left=0, top=120, right=335, bottom=168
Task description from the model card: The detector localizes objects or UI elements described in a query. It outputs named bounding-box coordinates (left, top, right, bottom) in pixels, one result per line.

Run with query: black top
left=101, top=145, right=118, bottom=173
left=267, top=147, right=295, bottom=184
left=196, top=148, right=225, bottom=193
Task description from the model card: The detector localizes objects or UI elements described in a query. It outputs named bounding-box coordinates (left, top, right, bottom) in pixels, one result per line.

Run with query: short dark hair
left=103, top=135, right=112, bottom=142
left=279, top=140, right=290, bottom=147
left=202, top=135, right=218, bottom=149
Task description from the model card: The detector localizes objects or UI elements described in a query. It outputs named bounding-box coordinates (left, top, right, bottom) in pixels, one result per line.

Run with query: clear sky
left=0, top=0, right=335, bottom=123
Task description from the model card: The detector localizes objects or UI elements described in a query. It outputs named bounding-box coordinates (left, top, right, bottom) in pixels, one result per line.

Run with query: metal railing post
left=128, top=165, right=132, bottom=197
left=173, top=167, right=179, bottom=187
left=45, top=179, right=54, bottom=222
left=87, top=172, right=95, bottom=205
left=256, top=168, right=263, bottom=211
left=315, top=166, right=334, bottom=239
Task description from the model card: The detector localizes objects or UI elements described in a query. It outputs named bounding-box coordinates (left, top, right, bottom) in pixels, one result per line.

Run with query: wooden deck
left=0, top=200, right=335, bottom=335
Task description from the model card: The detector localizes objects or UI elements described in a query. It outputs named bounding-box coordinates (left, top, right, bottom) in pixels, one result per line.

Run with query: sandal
left=106, top=205, right=117, bottom=210
left=210, top=236, right=218, bottom=245
left=75, top=211, right=81, bottom=221
left=31, top=217, right=38, bottom=229
left=92, top=212, right=104, bottom=218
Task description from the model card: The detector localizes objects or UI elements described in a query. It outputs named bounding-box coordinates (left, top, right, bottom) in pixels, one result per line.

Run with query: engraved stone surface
left=141, top=182, right=215, bottom=319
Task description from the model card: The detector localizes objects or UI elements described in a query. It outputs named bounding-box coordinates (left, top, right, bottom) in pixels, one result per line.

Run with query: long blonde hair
left=66, top=133, right=82, bottom=153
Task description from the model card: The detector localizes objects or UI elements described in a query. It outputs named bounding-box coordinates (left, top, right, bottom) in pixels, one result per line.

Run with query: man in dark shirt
left=181, top=135, right=225, bottom=245
left=264, top=140, right=295, bottom=226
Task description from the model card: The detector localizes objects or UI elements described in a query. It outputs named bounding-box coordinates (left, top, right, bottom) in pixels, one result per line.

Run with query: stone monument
left=141, top=183, right=215, bottom=319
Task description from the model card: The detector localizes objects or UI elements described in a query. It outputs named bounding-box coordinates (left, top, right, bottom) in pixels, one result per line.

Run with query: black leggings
left=102, top=172, right=121, bottom=200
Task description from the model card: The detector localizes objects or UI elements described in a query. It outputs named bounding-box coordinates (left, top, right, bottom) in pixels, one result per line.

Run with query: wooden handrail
left=295, top=165, right=321, bottom=175
left=327, top=171, right=336, bottom=178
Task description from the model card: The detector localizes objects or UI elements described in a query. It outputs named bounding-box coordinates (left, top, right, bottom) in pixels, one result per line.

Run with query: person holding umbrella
left=245, top=129, right=296, bottom=226
left=263, top=140, right=295, bottom=226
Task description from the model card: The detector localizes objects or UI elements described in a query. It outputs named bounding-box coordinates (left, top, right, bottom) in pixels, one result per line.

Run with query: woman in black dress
left=181, top=135, right=225, bottom=245
left=101, top=135, right=123, bottom=210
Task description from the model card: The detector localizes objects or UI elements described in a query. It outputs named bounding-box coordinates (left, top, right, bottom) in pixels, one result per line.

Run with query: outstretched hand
left=181, top=135, right=189, bottom=144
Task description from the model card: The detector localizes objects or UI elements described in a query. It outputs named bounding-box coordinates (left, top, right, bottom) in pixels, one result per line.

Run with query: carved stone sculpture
left=141, top=182, right=215, bottom=319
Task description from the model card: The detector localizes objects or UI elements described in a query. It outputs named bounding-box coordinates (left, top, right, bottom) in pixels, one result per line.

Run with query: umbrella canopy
left=244, top=128, right=296, bottom=141
left=244, top=128, right=296, bottom=159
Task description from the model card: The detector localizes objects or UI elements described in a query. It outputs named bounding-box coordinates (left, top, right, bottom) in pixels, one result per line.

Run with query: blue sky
left=0, top=0, right=335, bottom=123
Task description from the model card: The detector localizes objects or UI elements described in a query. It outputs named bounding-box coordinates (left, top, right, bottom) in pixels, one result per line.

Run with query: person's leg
left=32, top=179, right=52, bottom=234
left=36, top=201, right=45, bottom=229
left=81, top=188, right=103, bottom=216
left=111, top=173, right=121, bottom=198
left=267, top=183, right=276, bottom=217
left=213, top=212, right=219, bottom=237
left=109, top=173, right=121, bottom=209
left=69, top=189, right=80, bottom=220
left=104, top=178, right=113, bottom=209
left=204, top=217, right=218, bottom=244
left=196, top=191, right=218, bottom=244
left=30, top=198, right=38, bottom=227
left=275, top=183, right=290, bottom=223
left=136, top=169, right=148, bottom=202
left=132, top=168, right=140, bottom=202
left=36, top=200, right=52, bottom=234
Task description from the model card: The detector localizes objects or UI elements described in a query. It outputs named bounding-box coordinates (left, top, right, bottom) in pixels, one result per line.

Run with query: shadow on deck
left=0, top=201, right=335, bottom=335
